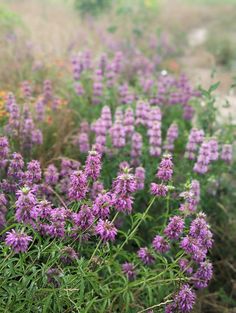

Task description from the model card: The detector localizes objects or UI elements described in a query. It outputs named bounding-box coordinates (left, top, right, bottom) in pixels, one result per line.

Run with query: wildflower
left=165, top=303, right=176, bottom=313
left=136, top=101, right=150, bottom=126
left=15, top=187, right=37, bottom=224
left=7, top=152, right=24, bottom=181
left=5, top=230, right=32, bottom=253
left=110, top=121, right=126, bottom=148
left=148, top=121, right=162, bottom=157
left=150, top=183, right=168, bottom=197
left=101, top=106, right=112, bottom=129
left=180, top=236, right=207, bottom=263
left=21, top=81, right=32, bottom=98
left=113, top=171, right=137, bottom=197
left=74, top=82, right=84, bottom=96
left=35, top=99, right=45, bottom=121
left=31, top=200, right=53, bottom=220
left=92, top=192, right=114, bottom=219
left=152, top=235, right=170, bottom=253
left=95, top=219, right=117, bottom=241
left=68, top=170, right=88, bottom=201
left=193, top=141, right=211, bottom=174
left=163, top=123, right=178, bottom=151
left=137, top=247, right=155, bottom=265
left=164, top=216, right=185, bottom=240
left=60, top=246, right=78, bottom=264
left=45, top=164, right=59, bottom=186
left=113, top=195, right=133, bottom=214
left=179, top=258, right=193, bottom=275
left=0, top=136, right=9, bottom=159
left=84, top=150, right=102, bottom=180
left=122, top=262, right=136, bottom=280
left=209, top=138, right=219, bottom=161
left=46, top=268, right=60, bottom=287
left=189, top=213, right=213, bottom=250
left=91, top=181, right=104, bottom=200
left=221, top=144, right=233, bottom=163
left=135, top=167, right=145, bottom=190
left=124, top=107, right=135, bottom=135
left=131, top=132, right=143, bottom=162
left=43, top=79, right=53, bottom=103
left=73, top=205, right=94, bottom=231
left=192, top=261, right=213, bottom=289
left=25, top=160, right=42, bottom=185
left=157, top=154, right=173, bottom=181
left=174, top=284, right=196, bottom=313
left=185, top=128, right=204, bottom=160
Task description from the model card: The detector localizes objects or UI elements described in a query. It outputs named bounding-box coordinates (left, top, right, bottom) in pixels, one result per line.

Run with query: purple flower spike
left=122, top=262, right=136, bottom=280
left=5, top=230, right=32, bottom=253
left=95, top=219, right=117, bottom=242
left=152, top=235, right=170, bottom=253
left=137, top=247, right=155, bottom=265
left=174, top=284, right=196, bottom=313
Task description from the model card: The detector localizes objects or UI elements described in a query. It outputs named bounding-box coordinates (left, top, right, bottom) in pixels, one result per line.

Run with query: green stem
left=88, top=212, right=119, bottom=266
left=113, top=196, right=156, bottom=259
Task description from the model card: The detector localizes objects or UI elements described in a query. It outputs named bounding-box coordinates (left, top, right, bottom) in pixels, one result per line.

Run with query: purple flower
left=164, top=216, right=184, bottom=240
left=135, top=167, right=145, bottom=190
left=221, top=144, right=233, bottom=164
left=31, top=200, right=53, bottom=220
left=163, top=123, right=178, bottom=151
left=209, top=138, right=219, bottom=161
left=136, top=101, right=150, bottom=126
left=157, top=154, right=173, bottom=181
left=73, top=205, right=94, bottom=231
left=5, top=230, right=32, bottom=253
left=174, top=284, right=196, bottom=313
left=185, top=128, right=204, bottom=160
left=45, top=164, right=59, bottom=186
left=152, top=235, right=170, bottom=253
left=43, top=79, right=53, bottom=103
left=124, top=107, right=135, bottom=135
left=165, top=303, right=176, bottom=313
left=122, top=262, right=136, bottom=280
left=0, top=136, right=9, bottom=160
left=179, top=258, right=193, bottom=275
left=68, top=170, right=88, bottom=201
left=110, top=121, right=126, bottom=148
left=84, top=150, right=102, bottom=180
left=150, top=183, right=168, bottom=197
left=113, top=172, right=137, bottom=197
left=95, top=219, right=117, bottom=241
left=180, top=236, right=207, bottom=263
left=25, top=160, right=42, bottom=185
left=189, top=213, right=213, bottom=250
left=46, top=268, right=60, bottom=287
left=137, top=247, right=155, bottom=265
left=192, top=261, right=213, bottom=289
left=131, top=132, right=143, bottom=162
left=7, top=152, right=24, bottom=181
left=60, top=246, right=78, bottom=264
left=101, top=106, right=112, bottom=129
left=77, top=133, right=90, bottom=153
left=193, top=141, right=211, bottom=174
left=15, top=187, right=37, bottom=224
left=21, top=81, right=32, bottom=98
left=91, top=181, right=104, bottom=200
left=92, top=192, right=114, bottom=219
left=148, top=121, right=162, bottom=157
left=113, top=195, right=133, bottom=214
left=0, top=193, right=7, bottom=212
